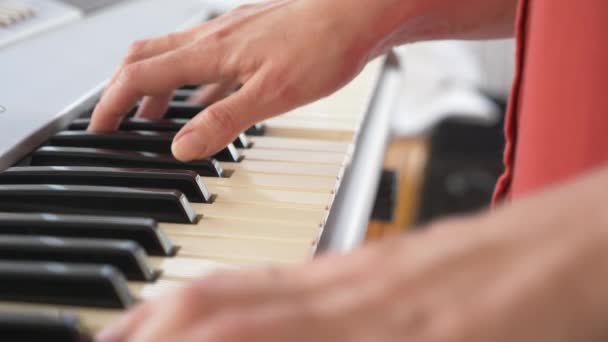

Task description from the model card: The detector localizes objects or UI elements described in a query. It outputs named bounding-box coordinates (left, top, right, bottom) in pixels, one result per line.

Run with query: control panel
left=0, top=0, right=81, bottom=49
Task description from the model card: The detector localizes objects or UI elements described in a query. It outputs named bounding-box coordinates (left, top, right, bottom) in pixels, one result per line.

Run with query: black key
left=233, top=133, right=252, bottom=149
left=69, top=119, right=252, bottom=149
left=78, top=108, right=94, bottom=118
left=180, top=85, right=200, bottom=91
left=213, top=143, right=242, bottom=162
left=0, top=184, right=198, bottom=224
left=245, top=123, right=266, bottom=136
left=48, top=131, right=243, bottom=162
left=68, top=118, right=188, bottom=131
left=0, top=212, right=175, bottom=256
left=0, top=236, right=159, bottom=282
left=0, top=312, right=92, bottom=342
left=0, top=261, right=135, bottom=308
left=1, top=166, right=213, bottom=203
left=164, top=102, right=206, bottom=119
left=49, top=131, right=174, bottom=153
left=173, top=89, right=195, bottom=102
left=30, top=146, right=224, bottom=177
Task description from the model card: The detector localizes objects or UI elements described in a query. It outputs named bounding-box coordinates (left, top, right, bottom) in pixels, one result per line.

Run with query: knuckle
left=260, top=69, right=300, bottom=105
left=193, top=270, right=238, bottom=293
left=118, top=63, right=143, bottom=85
left=164, top=32, right=183, bottom=48
left=276, top=82, right=301, bottom=105
left=197, top=270, right=232, bottom=286
left=204, top=104, right=240, bottom=134
left=125, top=39, right=149, bottom=62
left=234, top=3, right=255, bottom=12
left=172, top=283, right=207, bottom=313
left=206, top=315, right=253, bottom=342
left=206, top=26, right=232, bottom=44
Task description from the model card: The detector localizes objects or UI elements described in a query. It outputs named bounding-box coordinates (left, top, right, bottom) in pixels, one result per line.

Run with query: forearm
left=324, top=0, right=518, bottom=58
left=478, top=165, right=608, bottom=340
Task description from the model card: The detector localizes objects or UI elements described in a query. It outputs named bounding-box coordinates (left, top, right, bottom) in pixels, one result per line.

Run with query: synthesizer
left=0, top=0, right=402, bottom=339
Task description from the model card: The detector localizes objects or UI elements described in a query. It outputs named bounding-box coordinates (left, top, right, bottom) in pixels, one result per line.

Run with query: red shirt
left=494, top=0, right=608, bottom=201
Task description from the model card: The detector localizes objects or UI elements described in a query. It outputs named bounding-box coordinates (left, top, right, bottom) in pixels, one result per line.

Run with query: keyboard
left=0, top=0, right=82, bottom=49
left=0, top=0, right=401, bottom=339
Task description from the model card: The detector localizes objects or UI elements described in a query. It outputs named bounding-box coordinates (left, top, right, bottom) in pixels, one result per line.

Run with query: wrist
left=327, top=0, right=518, bottom=59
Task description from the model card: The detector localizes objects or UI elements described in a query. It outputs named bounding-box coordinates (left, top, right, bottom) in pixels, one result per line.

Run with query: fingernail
left=172, top=128, right=207, bottom=162
left=174, top=127, right=193, bottom=142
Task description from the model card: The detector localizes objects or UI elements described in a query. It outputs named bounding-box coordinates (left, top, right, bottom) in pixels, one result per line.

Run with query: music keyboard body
left=0, top=0, right=402, bottom=337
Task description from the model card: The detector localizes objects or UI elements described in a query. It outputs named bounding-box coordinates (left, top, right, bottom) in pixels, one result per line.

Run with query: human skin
left=98, top=165, right=608, bottom=342
left=89, top=0, right=608, bottom=341
left=88, top=0, right=517, bottom=161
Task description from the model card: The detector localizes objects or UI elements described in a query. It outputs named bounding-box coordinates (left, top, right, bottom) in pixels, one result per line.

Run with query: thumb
left=171, top=83, right=260, bottom=162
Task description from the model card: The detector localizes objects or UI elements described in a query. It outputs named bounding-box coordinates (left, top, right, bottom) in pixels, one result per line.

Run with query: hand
left=88, top=0, right=382, bottom=161
left=97, top=168, right=608, bottom=342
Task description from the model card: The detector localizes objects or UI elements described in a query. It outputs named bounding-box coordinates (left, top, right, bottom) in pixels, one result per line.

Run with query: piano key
left=161, top=216, right=320, bottom=242
left=128, top=279, right=181, bottom=299
left=203, top=173, right=337, bottom=193
left=49, top=131, right=243, bottom=163
left=30, top=146, right=224, bottom=177
left=49, top=131, right=173, bottom=153
left=249, top=136, right=351, bottom=153
left=240, top=148, right=346, bottom=165
left=211, top=186, right=331, bottom=209
left=282, top=110, right=361, bottom=123
left=163, top=102, right=205, bottom=119
left=0, top=184, right=198, bottom=224
left=0, top=281, right=180, bottom=333
left=0, top=312, right=92, bottom=342
left=147, top=256, right=236, bottom=280
left=0, top=212, right=175, bottom=256
left=0, top=166, right=213, bottom=203
left=179, top=85, right=200, bottom=91
left=213, top=143, right=242, bottom=162
left=0, top=302, right=121, bottom=333
left=232, top=133, right=252, bottom=149
left=0, top=301, right=124, bottom=332
left=222, top=159, right=342, bottom=177
left=245, top=123, right=266, bottom=136
left=170, top=235, right=313, bottom=262
left=0, top=221, right=245, bottom=281
left=0, top=261, right=135, bottom=308
left=172, top=89, right=195, bottom=102
left=193, top=202, right=326, bottom=227
left=68, top=119, right=252, bottom=149
left=263, top=119, right=356, bottom=141
left=0, top=236, right=159, bottom=282
left=68, top=117, right=188, bottom=131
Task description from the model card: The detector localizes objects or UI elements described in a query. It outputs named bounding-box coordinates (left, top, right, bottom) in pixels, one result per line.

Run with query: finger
left=125, top=268, right=308, bottom=342
left=96, top=301, right=153, bottom=342
left=170, top=78, right=263, bottom=161
left=103, top=30, right=198, bottom=101
left=135, top=92, right=174, bottom=120
left=89, top=42, right=229, bottom=132
left=182, top=304, right=303, bottom=342
left=124, top=32, right=200, bottom=120
left=187, top=81, right=239, bottom=105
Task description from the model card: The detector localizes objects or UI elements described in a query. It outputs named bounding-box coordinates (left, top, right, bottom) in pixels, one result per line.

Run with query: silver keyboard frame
left=0, top=0, right=210, bottom=171
left=317, top=54, right=402, bottom=254
left=0, top=0, right=403, bottom=254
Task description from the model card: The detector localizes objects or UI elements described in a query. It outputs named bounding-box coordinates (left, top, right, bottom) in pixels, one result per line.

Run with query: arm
left=88, top=0, right=517, bottom=161
left=98, top=165, right=608, bottom=341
